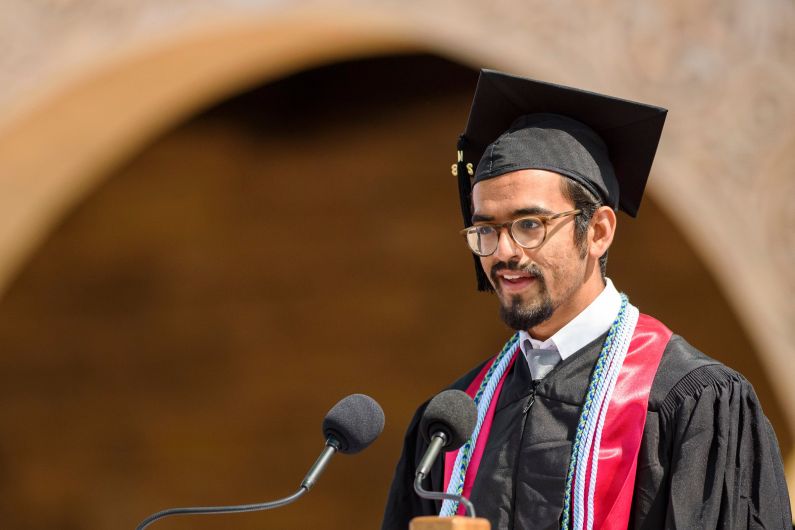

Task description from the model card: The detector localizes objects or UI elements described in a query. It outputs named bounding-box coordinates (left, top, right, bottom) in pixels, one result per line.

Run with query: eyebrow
left=471, top=206, right=554, bottom=223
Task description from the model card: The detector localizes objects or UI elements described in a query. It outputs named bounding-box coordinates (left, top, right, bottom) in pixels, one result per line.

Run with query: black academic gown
left=382, top=332, right=792, bottom=530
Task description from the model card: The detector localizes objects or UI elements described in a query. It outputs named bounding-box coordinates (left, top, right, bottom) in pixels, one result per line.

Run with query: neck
left=528, top=276, right=606, bottom=341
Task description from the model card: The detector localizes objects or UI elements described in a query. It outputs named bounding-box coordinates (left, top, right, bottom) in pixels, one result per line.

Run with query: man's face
left=471, top=169, right=588, bottom=334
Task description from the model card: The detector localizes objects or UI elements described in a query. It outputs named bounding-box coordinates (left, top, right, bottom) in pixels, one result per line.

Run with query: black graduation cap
left=454, top=69, right=667, bottom=291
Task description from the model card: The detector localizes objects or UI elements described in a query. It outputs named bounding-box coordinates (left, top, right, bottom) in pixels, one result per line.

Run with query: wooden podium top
left=409, top=516, right=491, bottom=530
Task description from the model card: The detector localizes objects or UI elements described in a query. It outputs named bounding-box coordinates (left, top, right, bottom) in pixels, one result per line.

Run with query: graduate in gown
left=381, top=71, right=791, bottom=530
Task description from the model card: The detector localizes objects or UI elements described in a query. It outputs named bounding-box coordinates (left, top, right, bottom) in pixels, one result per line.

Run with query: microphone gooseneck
left=135, top=394, right=384, bottom=530
left=413, top=389, right=478, bottom=517
left=414, top=465, right=477, bottom=518
left=135, top=488, right=309, bottom=530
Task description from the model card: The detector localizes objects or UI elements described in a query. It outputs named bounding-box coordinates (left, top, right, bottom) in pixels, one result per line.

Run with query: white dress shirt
left=519, top=278, right=622, bottom=379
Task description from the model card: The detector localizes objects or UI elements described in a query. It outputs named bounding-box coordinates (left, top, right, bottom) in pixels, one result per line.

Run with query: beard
left=492, top=262, right=555, bottom=331
left=499, top=291, right=554, bottom=331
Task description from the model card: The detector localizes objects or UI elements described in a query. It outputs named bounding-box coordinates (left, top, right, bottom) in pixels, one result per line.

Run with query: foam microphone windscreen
left=322, top=394, right=385, bottom=454
left=419, top=390, right=477, bottom=450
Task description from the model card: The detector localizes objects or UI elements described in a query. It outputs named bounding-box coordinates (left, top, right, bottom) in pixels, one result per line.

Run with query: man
left=382, top=70, right=791, bottom=529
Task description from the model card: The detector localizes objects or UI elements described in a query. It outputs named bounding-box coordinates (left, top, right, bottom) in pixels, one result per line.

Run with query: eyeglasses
left=459, top=209, right=582, bottom=256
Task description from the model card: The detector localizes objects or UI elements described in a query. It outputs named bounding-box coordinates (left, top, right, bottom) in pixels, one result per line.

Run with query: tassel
left=455, top=135, right=472, bottom=228
left=454, top=135, right=494, bottom=292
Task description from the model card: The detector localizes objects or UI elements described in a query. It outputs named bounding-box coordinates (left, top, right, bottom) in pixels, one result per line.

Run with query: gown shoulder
left=635, top=334, right=792, bottom=528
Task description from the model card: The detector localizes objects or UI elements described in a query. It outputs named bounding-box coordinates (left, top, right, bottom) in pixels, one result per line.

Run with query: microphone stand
left=414, top=475, right=476, bottom=519
left=410, top=433, right=489, bottom=530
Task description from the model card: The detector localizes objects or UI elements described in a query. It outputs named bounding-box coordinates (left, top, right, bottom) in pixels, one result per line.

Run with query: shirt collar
left=519, top=278, right=622, bottom=362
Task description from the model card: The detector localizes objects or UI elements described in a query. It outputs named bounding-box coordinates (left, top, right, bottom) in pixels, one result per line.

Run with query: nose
left=492, top=226, right=522, bottom=262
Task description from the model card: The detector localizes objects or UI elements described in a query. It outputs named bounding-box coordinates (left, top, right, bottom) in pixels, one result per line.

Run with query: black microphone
left=302, top=393, right=385, bottom=489
left=413, top=389, right=478, bottom=517
left=135, top=393, right=385, bottom=530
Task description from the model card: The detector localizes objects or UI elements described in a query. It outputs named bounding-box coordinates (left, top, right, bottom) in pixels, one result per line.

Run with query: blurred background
left=0, top=2, right=793, bottom=529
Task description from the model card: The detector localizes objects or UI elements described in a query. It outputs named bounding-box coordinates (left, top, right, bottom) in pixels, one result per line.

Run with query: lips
left=490, top=262, right=544, bottom=294
left=496, top=271, right=536, bottom=292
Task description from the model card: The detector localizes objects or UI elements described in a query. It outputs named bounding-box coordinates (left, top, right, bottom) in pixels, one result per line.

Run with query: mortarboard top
left=453, top=69, right=667, bottom=291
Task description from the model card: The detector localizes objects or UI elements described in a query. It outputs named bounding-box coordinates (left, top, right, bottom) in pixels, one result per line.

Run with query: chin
left=499, top=294, right=554, bottom=331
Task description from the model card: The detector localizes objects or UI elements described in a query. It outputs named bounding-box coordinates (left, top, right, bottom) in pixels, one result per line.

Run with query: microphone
left=135, top=393, right=385, bottom=530
left=303, top=393, right=386, bottom=489
left=413, top=389, right=478, bottom=517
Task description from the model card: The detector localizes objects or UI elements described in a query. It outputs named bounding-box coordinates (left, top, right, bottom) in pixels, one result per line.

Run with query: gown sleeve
left=661, top=365, right=792, bottom=529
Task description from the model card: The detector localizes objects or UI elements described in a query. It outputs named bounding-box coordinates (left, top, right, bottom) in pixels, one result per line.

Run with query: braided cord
left=572, top=323, right=623, bottom=528
left=583, top=304, right=638, bottom=530
left=561, top=294, right=628, bottom=530
left=440, top=333, right=519, bottom=515
left=573, top=301, right=637, bottom=529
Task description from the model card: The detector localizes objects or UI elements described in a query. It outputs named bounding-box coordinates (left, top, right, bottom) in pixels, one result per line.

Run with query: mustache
left=489, top=261, right=546, bottom=285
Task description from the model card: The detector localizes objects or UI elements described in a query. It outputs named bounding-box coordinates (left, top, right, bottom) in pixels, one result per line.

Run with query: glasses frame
left=459, top=209, right=582, bottom=256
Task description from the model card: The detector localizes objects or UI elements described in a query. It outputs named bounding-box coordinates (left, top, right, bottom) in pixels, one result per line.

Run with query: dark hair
left=560, top=177, right=608, bottom=277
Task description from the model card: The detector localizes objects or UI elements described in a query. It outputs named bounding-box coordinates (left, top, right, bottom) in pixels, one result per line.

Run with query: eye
left=473, top=225, right=496, bottom=236
left=515, top=218, right=541, bottom=231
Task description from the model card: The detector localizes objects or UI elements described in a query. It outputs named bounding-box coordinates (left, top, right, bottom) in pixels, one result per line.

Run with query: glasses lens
left=511, top=217, right=545, bottom=248
left=466, top=226, right=498, bottom=256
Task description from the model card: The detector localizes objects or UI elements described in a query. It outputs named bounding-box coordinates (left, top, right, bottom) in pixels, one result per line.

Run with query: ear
left=588, top=206, right=617, bottom=261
